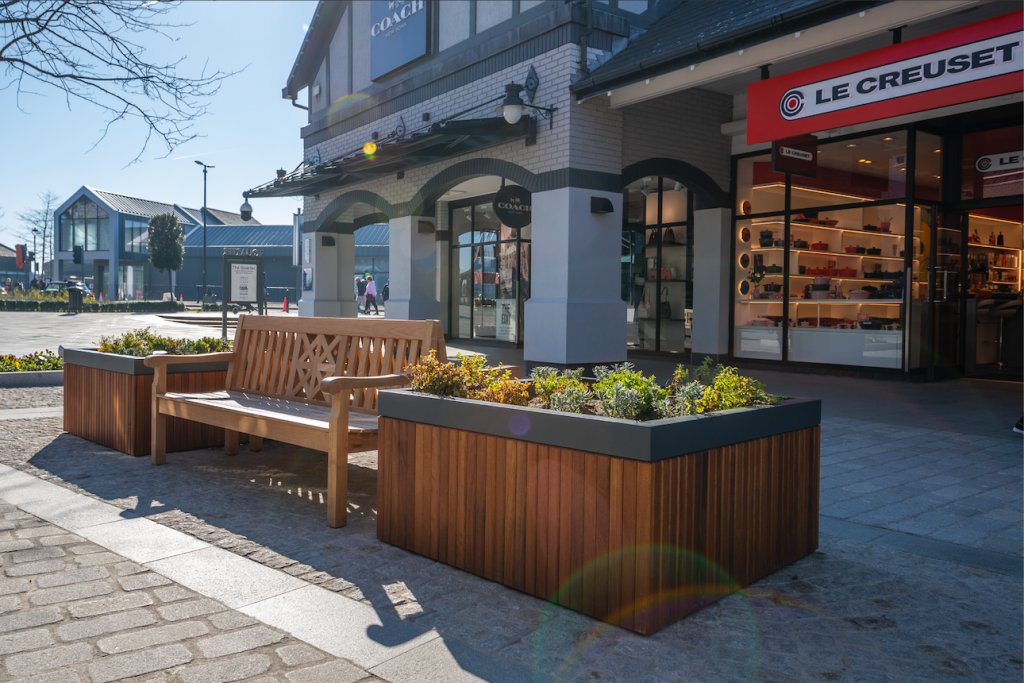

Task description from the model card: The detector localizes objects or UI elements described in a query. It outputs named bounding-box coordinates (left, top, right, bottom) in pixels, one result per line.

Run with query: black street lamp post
left=31, top=228, right=38, bottom=277
left=196, top=161, right=214, bottom=300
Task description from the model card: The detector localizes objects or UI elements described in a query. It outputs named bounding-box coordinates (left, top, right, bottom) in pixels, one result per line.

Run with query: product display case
left=965, top=214, right=1022, bottom=295
left=734, top=206, right=915, bottom=367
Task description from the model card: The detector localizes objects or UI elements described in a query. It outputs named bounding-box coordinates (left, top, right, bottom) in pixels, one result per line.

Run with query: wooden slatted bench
left=144, top=314, right=446, bottom=527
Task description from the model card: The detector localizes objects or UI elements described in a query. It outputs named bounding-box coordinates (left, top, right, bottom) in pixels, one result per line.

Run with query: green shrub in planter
left=97, top=328, right=231, bottom=357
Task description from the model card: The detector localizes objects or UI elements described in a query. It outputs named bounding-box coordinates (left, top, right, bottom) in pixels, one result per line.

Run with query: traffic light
left=73, top=246, right=84, bottom=265
left=15, top=245, right=24, bottom=269
left=28, top=251, right=35, bottom=264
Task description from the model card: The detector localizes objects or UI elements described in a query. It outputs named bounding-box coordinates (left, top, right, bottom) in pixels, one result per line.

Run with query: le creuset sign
left=748, top=11, right=1023, bottom=145
left=976, top=150, right=1023, bottom=173
left=370, top=0, right=429, bottom=81
left=492, top=186, right=532, bottom=229
left=772, top=135, right=818, bottom=178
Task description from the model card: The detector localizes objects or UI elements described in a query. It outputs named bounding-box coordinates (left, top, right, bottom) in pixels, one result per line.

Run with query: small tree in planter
left=148, top=213, right=184, bottom=298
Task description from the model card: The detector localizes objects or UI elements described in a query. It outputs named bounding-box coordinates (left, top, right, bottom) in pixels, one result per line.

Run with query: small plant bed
left=0, top=351, right=63, bottom=372
left=97, top=329, right=231, bottom=357
left=410, top=353, right=782, bottom=421
left=380, top=356, right=820, bottom=634
left=64, top=330, right=234, bottom=456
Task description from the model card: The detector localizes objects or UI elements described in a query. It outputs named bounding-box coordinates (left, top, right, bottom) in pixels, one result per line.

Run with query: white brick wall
left=300, top=46, right=731, bottom=223
left=620, top=88, right=733, bottom=192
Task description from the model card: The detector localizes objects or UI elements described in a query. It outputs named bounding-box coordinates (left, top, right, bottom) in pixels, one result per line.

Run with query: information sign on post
left=222, top=248, right=265, bottom=339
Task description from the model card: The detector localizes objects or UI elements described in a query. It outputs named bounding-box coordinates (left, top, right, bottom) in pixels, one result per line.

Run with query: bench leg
left=225, top=430, right=240, bottom=456
left=327, top=423, right=349, bottom=528
left=151, top=405, right=166, bottom=466
left=249, top=436, right=264, bottom=452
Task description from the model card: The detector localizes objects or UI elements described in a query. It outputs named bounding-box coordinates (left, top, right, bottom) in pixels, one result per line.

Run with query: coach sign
left=748, top=11, right=1023, bottom=144
left=493, top=185, right=532, bottom=229
left=370, top=0, right=429, bottom=81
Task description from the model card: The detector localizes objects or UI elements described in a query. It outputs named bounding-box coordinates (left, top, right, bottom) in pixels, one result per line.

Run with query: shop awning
left=245, top=117, right=535, bottom=199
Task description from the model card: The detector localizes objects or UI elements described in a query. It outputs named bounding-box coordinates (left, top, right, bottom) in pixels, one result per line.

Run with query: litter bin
left=67, top=283, right=85, bottom=313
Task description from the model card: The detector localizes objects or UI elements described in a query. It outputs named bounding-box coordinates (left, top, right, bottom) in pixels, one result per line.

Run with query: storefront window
left=449, top=192, right=531, bottom=344
left=59, top=196, right=109, bottom=252
left=961, top=125, right=1023, bottom=201
left=733, top=130, right=912, bottom=369
left=623, top=177, right=692, bottom=353
left=118, top=264, right=145, bottom=301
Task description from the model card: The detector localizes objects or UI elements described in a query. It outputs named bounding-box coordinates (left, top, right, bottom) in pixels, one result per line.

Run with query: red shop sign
left=747, top=11, right=1023, bottom=145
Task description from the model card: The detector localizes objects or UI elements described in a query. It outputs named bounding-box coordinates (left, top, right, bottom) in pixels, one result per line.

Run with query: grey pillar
left=524, top=187, right=626, bottom=365
left=386, top=216, right=440, bottom=321
left=298, top=231, right=359, bottom=318
left=692, top=208, right=732, bottom=362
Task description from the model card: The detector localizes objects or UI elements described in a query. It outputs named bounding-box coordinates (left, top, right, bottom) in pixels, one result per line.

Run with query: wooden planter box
left=63, top=348, right=231, bottom=456
left=376, top=391, right=821, bottom=635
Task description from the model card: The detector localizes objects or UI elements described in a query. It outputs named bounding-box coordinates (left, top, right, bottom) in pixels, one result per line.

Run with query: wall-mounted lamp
left=640, top=179, right=650, bottom=198
left=591, top=197, right=614, bottom=214
left=496, top=83, right=557, bottom=128
left=673, top=181, right=684, bottom=192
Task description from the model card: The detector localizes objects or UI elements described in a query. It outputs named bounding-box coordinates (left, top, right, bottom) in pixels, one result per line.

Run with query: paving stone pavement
left=0, top=498, right=381, bottom=683
left=0, top=381, right=1020, bottom=683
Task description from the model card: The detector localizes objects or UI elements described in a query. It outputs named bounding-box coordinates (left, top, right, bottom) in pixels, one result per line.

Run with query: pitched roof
left=354, top=223, right=388, bottom=246
left=0, top=243, right=15, bottom=259
left=184, top=225, right=292, bottom=248
left=571, top=1, right=886, bottom=98
left=85, top=187, right=259, bottom=226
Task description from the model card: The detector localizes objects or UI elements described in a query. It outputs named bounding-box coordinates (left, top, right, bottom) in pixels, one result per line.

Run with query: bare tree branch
left=1, top=1, right=242, bottom=164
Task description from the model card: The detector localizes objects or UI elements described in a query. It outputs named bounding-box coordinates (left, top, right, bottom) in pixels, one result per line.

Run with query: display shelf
left=967, top=243, right=1020, bottom=251
left=990, top=266, right=1018, bottom=270
left=751, top=246, right=916, bottom=262
left=753, top=220, right=916, bottom=239
left=737, top=300, right=901, bottom=305
left=737, top=325, right=900, bottom=334
left=749, top=183, right=871, bottom=204
left=986, top=280, right=1019, bottom=284
left=760, top=274, right=901, bottom=283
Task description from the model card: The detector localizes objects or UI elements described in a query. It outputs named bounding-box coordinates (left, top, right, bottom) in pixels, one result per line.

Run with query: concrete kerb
left=0, top=463, right=524, bottom=683
left=0, top=370, right=63, bottom=388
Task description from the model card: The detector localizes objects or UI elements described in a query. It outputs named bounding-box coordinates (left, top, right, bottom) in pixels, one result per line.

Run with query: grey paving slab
left=76, top=517, right=209, bottom=564
left=240, top=584, right=438, bottom=670
left=16, top=496, right=128, bottom=532
left=146, top=546, right=307, bottom=609
left=0, top=467, right=77, bottom=506
left=0, top=408, right=63, bottom=421
left=370, top=636, right=541, bottom=683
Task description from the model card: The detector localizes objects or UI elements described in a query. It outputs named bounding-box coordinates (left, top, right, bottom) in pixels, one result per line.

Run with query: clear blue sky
left=0, top=1, right=317, bottom=247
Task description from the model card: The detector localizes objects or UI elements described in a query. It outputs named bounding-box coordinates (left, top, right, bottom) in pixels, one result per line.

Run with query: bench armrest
left=144, top=352, right=235, bottom=368
left=320, top=373, right=412, bottom=395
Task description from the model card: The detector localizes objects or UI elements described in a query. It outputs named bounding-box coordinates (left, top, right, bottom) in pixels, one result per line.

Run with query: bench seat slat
left=163, top=390, right=379, bottom=433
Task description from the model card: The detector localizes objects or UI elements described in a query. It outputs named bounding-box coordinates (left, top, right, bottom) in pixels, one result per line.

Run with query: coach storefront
left=733, top=9, right=1023, bottom=377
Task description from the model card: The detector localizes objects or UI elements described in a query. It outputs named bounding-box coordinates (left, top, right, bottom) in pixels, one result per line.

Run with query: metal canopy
left=245, top=117, right=535, bottom=199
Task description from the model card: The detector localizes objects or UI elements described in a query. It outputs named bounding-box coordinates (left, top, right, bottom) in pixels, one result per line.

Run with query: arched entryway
left=621, top=160, right=727, bottom=354
left=444, top=177, right=532, bottom=345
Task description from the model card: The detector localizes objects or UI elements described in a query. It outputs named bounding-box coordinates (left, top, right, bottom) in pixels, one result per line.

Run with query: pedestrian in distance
left=364, top=276, right=378, bottom=315
left=356, top=277, right=367, bottom=311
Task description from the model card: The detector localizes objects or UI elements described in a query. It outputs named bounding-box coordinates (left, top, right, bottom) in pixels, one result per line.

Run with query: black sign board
left=493, top=185, right=532, bottom=229
left=222, top=248, right=264, bottom=305
left=370, top=0, right=430, bottom=81
left=772, top=135, right=818, bottom=178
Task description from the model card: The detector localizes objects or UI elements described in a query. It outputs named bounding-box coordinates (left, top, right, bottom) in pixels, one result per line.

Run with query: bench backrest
left=226, top=315, right=446, bottom=410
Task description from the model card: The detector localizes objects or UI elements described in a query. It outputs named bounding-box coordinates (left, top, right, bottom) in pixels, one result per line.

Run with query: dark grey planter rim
left=62, top=347, right=230, bottom=376
left=378, top=389, right=821, bottom=462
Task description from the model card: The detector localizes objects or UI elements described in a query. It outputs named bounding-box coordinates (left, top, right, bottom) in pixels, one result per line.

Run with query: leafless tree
left=1, top=1, right=240, bottom=163
left=16, top=190, right=60, bottom=270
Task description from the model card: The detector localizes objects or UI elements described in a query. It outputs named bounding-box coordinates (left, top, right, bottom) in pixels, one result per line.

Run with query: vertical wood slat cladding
left=378, top=418, right=819, bottom=635
left=64, top=364, right=228, bottom=456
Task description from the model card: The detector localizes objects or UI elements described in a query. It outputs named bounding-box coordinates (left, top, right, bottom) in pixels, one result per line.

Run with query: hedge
left=0, top=299, right=185, bottom=313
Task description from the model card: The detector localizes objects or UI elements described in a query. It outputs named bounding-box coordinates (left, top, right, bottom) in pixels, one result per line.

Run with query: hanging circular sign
left=492, top=185, right=532, bottom=229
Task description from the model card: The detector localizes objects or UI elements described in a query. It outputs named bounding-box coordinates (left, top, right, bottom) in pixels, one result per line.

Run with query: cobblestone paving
left=0, top=500, right=380, bottom=683
left=0, top=391, right=1019, bottom=683
left=0, top=386, right=64, bottom=409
